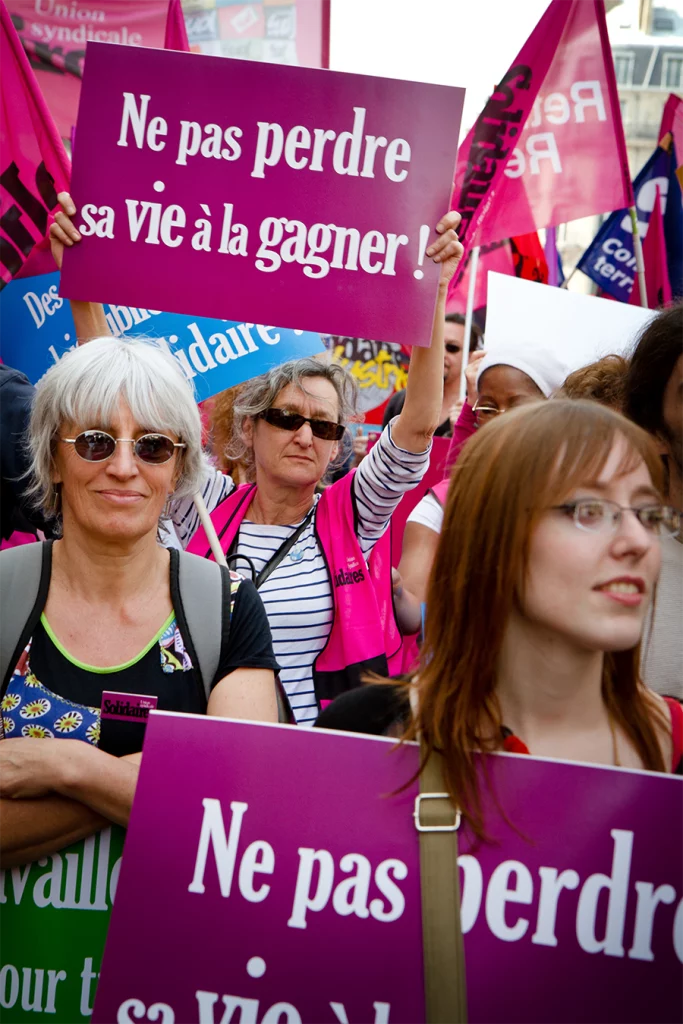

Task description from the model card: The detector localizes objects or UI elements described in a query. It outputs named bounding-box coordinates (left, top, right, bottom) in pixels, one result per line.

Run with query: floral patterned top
left=1, top=615, right=193, bottom=755
left=1, top=571, right=278, bottom=756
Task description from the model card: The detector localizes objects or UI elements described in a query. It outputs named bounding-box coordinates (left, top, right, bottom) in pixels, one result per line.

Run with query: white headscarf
left=475, top=345, right=571, bottom=398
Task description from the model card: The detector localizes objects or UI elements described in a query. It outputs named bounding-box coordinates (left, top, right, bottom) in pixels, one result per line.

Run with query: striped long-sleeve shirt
left=173, top=422, right=430, bottom=724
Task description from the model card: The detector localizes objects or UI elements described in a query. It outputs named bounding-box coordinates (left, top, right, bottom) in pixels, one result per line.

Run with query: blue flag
left=577, top=146, right=674, bottom=302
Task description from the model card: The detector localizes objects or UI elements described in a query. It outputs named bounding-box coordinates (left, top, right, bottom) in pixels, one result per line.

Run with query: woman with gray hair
left=185, top=211, right=464, bottom=724
left=0, top=337, right=279, bottom=867
left=46, top=194, right=464, bottom=724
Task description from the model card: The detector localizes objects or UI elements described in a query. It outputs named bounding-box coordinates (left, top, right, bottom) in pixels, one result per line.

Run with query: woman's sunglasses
left=259, top=408, right=345, bottom=441
left=61, top=430, right=186, bottom=465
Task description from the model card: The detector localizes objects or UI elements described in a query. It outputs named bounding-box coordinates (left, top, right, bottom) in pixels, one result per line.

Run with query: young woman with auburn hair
left=316, top=400, right=683, bottom=834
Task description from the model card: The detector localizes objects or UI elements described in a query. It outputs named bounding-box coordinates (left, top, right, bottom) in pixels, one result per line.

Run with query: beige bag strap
left=415, top=739, right=468, bottom=1023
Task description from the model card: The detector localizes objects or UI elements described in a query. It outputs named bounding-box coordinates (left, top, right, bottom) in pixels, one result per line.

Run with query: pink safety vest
left=187, top=471, right=403, bottom=707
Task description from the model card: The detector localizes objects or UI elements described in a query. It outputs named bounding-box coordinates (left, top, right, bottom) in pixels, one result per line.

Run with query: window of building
left=654, top=14, right=675, bottom=33
left=614, top=52, right=635, bottom=86
left=663, top=54, right=683, bottom=90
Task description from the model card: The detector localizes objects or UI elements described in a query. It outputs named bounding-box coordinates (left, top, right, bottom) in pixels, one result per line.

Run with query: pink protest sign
left=93, top=712, right=682, bottom=1024
left=59, top=43, right=464, bottom=347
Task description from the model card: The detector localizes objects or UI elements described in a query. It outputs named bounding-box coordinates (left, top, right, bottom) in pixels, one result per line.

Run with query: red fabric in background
left=510, top=231, right=549, bottom=283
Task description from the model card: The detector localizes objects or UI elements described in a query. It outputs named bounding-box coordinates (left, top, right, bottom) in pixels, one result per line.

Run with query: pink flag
left=164, top=0, right=190, bottom=52
left=0, top=0, right=70, bottom=290
left=7, top=1, right=171, bottom=142
left=453, top=0, right=633, bottom=274
left=659, top=93, right=683, bottom=158
left=446, top=239, right=516, bottom=313
left=629, top=186, right=672, bottom=309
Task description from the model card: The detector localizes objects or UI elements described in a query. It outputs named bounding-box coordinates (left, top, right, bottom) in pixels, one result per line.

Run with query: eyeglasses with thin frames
left=60, top=430, right=186, bottom=465
left=472, top=400, right=501, bottom=425
left=552, top=499, right=680, bottom=537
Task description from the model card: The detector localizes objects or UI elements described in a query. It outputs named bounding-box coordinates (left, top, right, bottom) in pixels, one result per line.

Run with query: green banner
left=0, top=826, right=125, bottom=1023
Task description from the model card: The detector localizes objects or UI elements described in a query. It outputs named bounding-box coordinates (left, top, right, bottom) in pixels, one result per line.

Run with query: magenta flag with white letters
left=6, top=1, right=171, bottom=142
left=452, top=0, right=633, bottom=283
left=0, top=0, right=70, bottom=291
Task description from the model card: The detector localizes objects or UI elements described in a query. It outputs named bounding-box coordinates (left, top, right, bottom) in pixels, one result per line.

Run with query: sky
left=329, top=0, right=553, bottom=142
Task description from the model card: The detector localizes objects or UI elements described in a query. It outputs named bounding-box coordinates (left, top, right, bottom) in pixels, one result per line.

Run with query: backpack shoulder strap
left=0, top=541, right=52, bottom=694
left=172, top=550, right=227, bottom=705
left=173, top=549, right=291, bottom=724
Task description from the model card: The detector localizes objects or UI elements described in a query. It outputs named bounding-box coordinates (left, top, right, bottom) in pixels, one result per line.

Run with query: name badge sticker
left=101, top=691, right=158, bottom=722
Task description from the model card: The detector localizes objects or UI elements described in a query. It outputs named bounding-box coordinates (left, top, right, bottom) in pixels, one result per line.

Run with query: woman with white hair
left=0, top=338, right=279, bottom=867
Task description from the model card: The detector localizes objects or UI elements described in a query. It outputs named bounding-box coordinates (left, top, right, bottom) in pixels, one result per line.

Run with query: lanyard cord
left=226, top=506, right=316, bottom=591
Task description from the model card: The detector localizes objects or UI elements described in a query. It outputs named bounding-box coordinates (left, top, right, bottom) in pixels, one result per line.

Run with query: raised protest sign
left=0, top=271, right=323, bottom=399
left=90, top=712, right=681, bottom=1024
left=484, top=271, right=656, bottom=376
left=0, top=825, right=126, bottom=1024
left=59, top=43, right=464, bottom=347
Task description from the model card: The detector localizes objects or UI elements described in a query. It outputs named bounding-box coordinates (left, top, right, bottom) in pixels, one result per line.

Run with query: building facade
left=559, top=0, right=682, bottom=288
left=611, top=0, right=683, bottom=175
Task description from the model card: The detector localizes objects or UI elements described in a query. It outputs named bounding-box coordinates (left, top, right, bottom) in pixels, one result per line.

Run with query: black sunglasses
left=259, top=408, right=344, bottom=441
left=61, top=430, right=186, bottom=465
left=445, top=342, right=462, bottom=354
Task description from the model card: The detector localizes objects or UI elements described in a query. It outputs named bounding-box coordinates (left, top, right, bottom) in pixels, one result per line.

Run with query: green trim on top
left=40, top=611, right=175, bottom=674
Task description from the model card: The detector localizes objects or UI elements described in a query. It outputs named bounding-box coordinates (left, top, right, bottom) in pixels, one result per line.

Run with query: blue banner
left=577, top=147, right=676, bottom=302
left=0, top=272, right=323, bottom=400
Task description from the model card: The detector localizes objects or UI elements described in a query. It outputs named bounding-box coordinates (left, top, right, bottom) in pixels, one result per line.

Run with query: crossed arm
left=0, top=667, right=276, bottom=868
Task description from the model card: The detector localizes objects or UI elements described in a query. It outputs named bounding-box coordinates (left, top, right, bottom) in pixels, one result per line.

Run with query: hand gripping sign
left=89, top=712, right=682, bottom=1024
left=60, top=43, right=465, bottom=348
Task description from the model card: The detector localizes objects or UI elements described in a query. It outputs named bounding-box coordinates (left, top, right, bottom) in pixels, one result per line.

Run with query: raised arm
left=390, top=211, right=463, bottom=453
left=50, top=192, right=110, bottom=341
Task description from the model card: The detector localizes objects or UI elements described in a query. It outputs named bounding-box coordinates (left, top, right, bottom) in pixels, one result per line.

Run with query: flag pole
left=459, top=246, right=480, bottom=402
left=560, top=266, right=577, bottom=290
left=192, top=491, right=228, bottom=567
left=628, top=207, right=648, bottom=307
